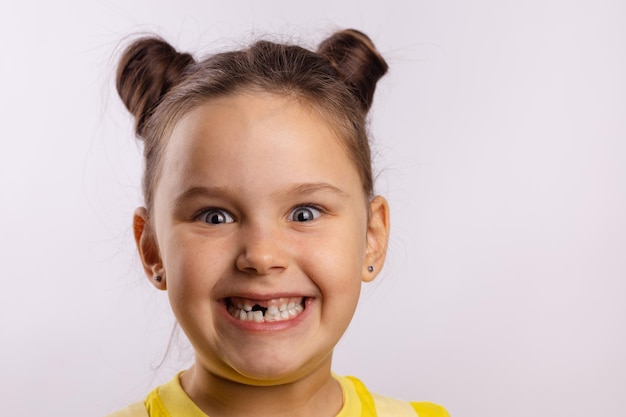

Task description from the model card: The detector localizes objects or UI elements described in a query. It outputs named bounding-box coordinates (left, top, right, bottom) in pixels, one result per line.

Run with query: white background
left=1, top=1, right=625, bottom=416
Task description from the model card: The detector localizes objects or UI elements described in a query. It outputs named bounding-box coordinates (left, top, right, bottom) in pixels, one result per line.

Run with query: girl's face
left=134, top=92, right=389, bottom=385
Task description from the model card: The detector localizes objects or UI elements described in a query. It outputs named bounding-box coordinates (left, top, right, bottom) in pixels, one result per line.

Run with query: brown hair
left=116, top=29, right=388, bottom=211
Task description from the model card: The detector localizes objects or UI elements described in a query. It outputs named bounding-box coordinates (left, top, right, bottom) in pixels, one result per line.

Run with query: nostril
left=236, top=246, right=289, bottom=275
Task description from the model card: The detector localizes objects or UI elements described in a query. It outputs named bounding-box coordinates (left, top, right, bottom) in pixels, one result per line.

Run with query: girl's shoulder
left=372, top=393, right=450, bottom=417
left=340, top=375, right=450, bottom=417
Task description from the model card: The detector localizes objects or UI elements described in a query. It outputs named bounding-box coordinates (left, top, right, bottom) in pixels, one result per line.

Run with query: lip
left=218, top=294, right=315, bottom=332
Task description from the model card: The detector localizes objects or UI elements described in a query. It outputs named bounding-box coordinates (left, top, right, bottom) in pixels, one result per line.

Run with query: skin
left=133, top=92, right=390, bottom=417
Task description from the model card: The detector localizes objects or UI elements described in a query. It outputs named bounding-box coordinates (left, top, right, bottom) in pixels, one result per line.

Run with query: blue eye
left=290, top=206, right=322, bottom=222
left=198, top=209, right=234, bottom=225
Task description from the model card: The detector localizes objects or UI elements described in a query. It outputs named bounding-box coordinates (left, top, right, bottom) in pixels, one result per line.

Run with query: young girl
left=109, top=28, right=449, bottom=417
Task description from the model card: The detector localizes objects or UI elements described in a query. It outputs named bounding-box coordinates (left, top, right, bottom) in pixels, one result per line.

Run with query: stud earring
left=154, top=275, right=163, bottom=282
left=368, top=266, right=374, bottom=272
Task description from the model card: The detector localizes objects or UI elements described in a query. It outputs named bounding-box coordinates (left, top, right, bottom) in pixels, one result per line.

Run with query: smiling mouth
left=226, top=296, right=306, bottom=322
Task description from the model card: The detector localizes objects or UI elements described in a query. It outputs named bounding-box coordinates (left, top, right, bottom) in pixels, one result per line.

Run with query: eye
left=290, top=206, right=322, bottom=222
left=197, top=209, right=235, bottom=225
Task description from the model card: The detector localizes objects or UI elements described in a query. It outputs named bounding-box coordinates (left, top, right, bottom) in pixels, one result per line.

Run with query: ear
left=362, top=196, right=390, bottom=282
left=133, top=207, right=166, bottom=290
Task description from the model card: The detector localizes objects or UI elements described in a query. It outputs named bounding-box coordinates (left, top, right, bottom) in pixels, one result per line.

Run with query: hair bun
left=317, top=29, right=388, bottom=111
left=116, top=37, right=195, bottom=137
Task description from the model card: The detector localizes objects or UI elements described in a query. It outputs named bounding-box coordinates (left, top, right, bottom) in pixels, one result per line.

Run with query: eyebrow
left=284, top=182, right=350, bottom=198
left=171, top=185, right=232, bottom=209
left=172, top=182, right=349, bottom=208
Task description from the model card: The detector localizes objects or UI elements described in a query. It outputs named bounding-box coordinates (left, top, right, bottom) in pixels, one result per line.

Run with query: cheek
left=162, top=231, right=229, bottom=299
left=162, top=234, right=233, bottom=337
left=302, top=219, right=368, bottom=293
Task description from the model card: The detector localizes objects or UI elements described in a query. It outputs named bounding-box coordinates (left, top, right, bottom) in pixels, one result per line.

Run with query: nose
left=235, top=223, right=289, bottom=275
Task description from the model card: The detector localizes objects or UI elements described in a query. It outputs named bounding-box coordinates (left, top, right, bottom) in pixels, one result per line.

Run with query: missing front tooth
left=251, top=305, right=267, bottom=314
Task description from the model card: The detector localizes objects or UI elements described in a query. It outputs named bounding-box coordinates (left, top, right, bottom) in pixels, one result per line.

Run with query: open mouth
left=225, top=296, right=306, bottom=322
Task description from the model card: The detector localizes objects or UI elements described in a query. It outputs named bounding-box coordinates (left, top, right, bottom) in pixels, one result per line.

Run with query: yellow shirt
left=107, top=373, right=449, bottom=417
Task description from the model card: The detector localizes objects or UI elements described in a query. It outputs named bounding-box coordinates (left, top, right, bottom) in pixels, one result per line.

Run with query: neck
left=180, top=359, right=343, bottom=417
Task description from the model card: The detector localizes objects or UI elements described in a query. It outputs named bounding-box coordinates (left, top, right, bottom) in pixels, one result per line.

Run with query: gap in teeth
left=228, top=297, right=305, bottom=322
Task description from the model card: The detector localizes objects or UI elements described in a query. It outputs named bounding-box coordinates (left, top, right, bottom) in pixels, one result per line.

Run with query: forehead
left=157, top=93, right=364, bottom=197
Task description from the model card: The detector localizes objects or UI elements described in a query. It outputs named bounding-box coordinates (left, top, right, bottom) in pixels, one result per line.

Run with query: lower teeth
left=228, top=300, right=304, bottom=322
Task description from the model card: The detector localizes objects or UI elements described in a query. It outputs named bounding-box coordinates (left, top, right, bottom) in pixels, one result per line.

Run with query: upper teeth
left=228, top=298, right=305, bottom=323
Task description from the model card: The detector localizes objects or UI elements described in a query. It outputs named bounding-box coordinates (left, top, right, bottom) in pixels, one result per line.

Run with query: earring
left=154, top=275, right=163, bottom=282
left=368, top=265, right=374, bottom=272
